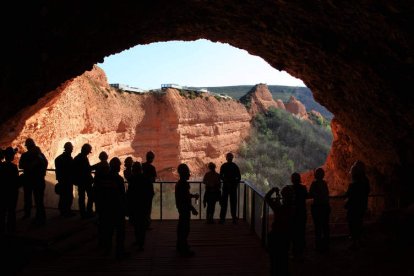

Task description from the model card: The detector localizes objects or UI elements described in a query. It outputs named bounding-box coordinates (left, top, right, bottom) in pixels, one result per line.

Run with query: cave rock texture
left=1, top=1, right=413, bottom=207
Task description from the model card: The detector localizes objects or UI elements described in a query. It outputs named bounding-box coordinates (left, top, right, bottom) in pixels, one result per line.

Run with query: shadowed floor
left=2, top=209, right=414, bottom=276
left=3, top=209, right=269, bottom=275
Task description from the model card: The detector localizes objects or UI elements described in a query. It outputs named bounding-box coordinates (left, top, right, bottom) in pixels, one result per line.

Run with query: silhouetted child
left=0, top=147, right=19, bottom=233
left=309, top=168, right=330, bottom=253
left=202, top=162, right=221, bottom=224
left=290, top=172, right=308, bottom=261
left=100, top=157, right=128, bottom=259
left=345, top=160, right=370, bottom=250
left=175, top=163, right=199, bottom=256
left=266, top=186, right=295, bottom=276
left=127, top=162, right=153, bottom=250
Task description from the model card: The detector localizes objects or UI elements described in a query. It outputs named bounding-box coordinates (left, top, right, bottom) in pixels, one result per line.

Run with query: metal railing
left=17, top=169, right=385, bottom=248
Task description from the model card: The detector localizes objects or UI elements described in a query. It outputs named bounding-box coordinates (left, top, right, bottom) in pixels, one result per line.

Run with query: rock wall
left=285, top=96, right=309, bottom=120
left=243, top=84, right=285, bottom=116
left=0, top=66, right=251, bottom=180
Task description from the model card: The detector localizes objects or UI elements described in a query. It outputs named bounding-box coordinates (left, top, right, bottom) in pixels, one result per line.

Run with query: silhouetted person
left=127, top=162, right=153, bottom=250
left=100, top=157, right=128, bottom=259
left=202, top=162, right=221, bottom=224
left=345, top=160, right=370, bottom=250
left=266, top=186, right=294, bottom=276
left=175, top=163, right=199, bottom=256
left=142, top=151, right=156, bottom=228
left=123, top=156, right=133, bottom=184
left=0, top=147, right=19, bottom=233
left=290, top=172, right=308, bottom=260
left=309, top=168, right=330, bottom=253
left=219, top=152, right=241, bottom=224
left=73, top=143, right=94, bottom=219
left=19, top=138, right=48, bottom=225
left=92, top=151, right=110, bottom=213
left=92, top=151, right=110, bottom=247
left=54, top=142, right=75, bottom=217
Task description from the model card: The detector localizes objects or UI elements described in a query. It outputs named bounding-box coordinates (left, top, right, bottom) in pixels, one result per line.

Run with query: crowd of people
left=0, top=139, right=242, bottom=258
left=0, top=138, right=371, bottom=266
left=265, top=160, right=371, bottom=276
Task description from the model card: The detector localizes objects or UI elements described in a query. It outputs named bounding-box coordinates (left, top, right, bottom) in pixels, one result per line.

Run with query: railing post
left=237, top=182, right=240, bottom=219
left=160, top=182, right=163, bottom=221
left=199, top=182, right=202, bottom=220
left=261, top=202, right=267, bottom=247
left=243, top=182, right=247, bottom=220
left=250, top=189, right=255, bottom=233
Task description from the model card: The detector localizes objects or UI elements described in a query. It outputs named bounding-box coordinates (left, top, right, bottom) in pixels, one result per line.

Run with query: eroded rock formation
left=241, top=84, right=285, bottom=116
left=285, top=96, right=309, bottom=120
left=0, top=66, right=251, bottom=180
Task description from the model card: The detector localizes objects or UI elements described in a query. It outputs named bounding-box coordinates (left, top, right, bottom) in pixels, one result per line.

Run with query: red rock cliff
left=243, top=84, right=285, bottom=116
left=0, top=66, right=251, bottom=180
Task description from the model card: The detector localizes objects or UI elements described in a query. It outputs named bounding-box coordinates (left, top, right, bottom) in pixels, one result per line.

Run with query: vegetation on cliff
left=238, top=107, right=333, bottom=192
left=200, top=85, right=333, bottom=120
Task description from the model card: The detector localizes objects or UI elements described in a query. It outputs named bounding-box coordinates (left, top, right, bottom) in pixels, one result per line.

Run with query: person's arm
left=18, top=154, right=25, bottom=170
left=308, top=182, right=315, bottom=199
left=236, top=165, right=241, bottom=183
left=265, top=187, right=280, bottom=209
left=219, top=164, right=225, bottom=181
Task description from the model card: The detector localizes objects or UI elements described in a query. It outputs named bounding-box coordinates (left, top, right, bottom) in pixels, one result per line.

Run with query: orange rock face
left=0, top=66, right=251, bottom=180
left=285, top=96, right=309, bottom=120
left=247, top=84, right=285, bottom=116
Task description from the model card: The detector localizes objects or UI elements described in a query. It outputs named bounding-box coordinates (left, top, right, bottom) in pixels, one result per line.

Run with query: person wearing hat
left=55, top=142, right=76, bottom=217
left=0, top=147, right=19, bottom=233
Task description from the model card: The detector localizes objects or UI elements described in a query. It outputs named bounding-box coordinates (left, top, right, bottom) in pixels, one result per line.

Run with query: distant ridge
left=193, top=85, right=333, bottom=120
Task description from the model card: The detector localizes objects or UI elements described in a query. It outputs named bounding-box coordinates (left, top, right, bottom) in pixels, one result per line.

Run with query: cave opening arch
left=1, top=2, right=413, bottom=208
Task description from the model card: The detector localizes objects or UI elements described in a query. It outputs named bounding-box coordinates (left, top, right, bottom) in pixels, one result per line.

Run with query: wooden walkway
left=3, top=208, right=414, bottom=276
left=4, top=209, right=269, bottom=275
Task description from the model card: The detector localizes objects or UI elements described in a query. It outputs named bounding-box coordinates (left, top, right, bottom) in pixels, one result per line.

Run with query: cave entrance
left=1, top=39, right=334, bottom=213
left=98, top=38, right=333, bottom=190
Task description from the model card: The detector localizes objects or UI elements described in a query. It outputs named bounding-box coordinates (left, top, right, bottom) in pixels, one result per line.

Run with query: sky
left=98, top=39, right=305, bottom=90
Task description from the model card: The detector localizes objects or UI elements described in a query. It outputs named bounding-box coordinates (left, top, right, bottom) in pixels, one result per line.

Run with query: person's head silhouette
left=99, top=151, right=108, bottom=161
left=208, top=162, right=216, bottom=171
left=177, top=163, right=190, bottom=180
left=4, top=147, right=16, bottom=162
left=109, top=157, right=121, bottom=173
left=81, top=143, right=92, bottom=155
left=63, top=142, right=73, bottom=154
left=24, top=138, right=36, bottom=150
left=124, top=156, right=133, bottom=168
left=146, top=151, right=155, bottom=163
left=226, top=152, right=234, bottom=162
left=291, top=172, right=301, bottom=185
left=314, top=168, right=325, bottom=180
